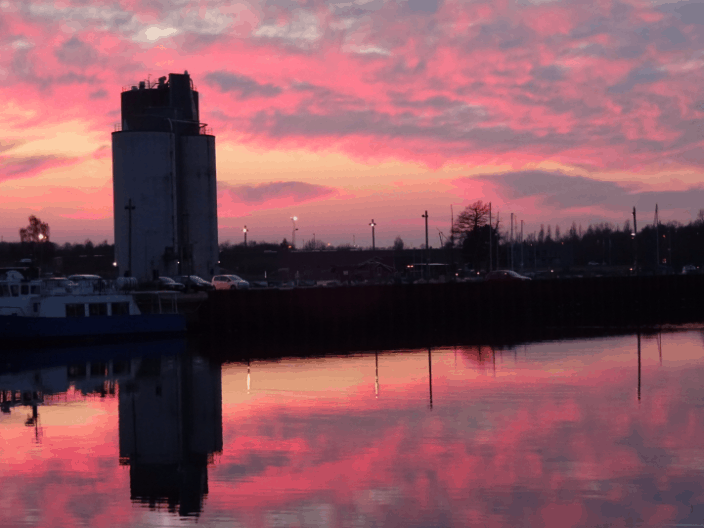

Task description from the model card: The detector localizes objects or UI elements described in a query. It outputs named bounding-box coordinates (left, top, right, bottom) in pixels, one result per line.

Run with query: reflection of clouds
left=209, top=334, right=704, bottom=527
left=1, top=334, right=704, bottom=526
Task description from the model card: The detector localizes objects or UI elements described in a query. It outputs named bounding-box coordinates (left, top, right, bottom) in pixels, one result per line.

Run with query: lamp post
left=243, top=225, right=248, bottom=247
left=632, top=206, right=638, bottom=275
left=291, top=216, right=298, bottom=249
left=422, top=211, right=429, bottom=280
left=369, top=219, right=376, bottom=250
left=38, top=233, right=45, bottom=275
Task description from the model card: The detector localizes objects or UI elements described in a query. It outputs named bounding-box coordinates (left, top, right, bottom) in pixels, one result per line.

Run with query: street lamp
left=369, top=219, right=376, bottom=250
left=37, top=233, right=46, bottom=275
left=422, top=211, right=429, bottom=279
left=243, top=225, right=248, bottom=247
left=291, top=216, right=298, bottom=248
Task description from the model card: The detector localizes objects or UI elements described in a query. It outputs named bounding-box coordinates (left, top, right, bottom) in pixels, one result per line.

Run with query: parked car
left=682, top=264, right=697, bottom=275
left=485, top=270, right=531, bottom=282
left=173, top=275, right=215, bottom=292
left=67, top=274, right=104, bottom=282
left=155, top=276, right=185, bottom=292
left=212, top=274, right=250, bottom=290
left=43, top=277, right=78, bottom=292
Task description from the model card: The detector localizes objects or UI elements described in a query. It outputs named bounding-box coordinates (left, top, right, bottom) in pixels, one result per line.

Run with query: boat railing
left=40, top=279, right=124, bottom=297
left=133, top=291, right=179, bottom=314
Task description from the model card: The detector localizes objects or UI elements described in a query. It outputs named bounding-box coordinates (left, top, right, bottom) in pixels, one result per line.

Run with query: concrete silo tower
left=112, top=71, right=218, bottom=282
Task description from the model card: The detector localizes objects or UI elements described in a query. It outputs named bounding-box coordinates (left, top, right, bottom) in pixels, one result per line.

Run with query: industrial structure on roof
left=111, top=71, right=218, bottom=283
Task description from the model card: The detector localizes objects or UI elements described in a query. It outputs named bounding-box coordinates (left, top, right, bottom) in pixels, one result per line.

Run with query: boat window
left=10, top=285, right=19, bottom=297
left=30, top=285, right=40, bottom=294
left=111, top=302, right=130, bottom=316
left=67, top=364, right=87, bottom=379
left=113, top=361, right=130, bottom=375
left=66, top=303, right=86, bottom=317
left=21, top=284, right=29, bottom=295
left=90, top=362, right=107, bottom=377
left=0, top=284, right=6, bottom=297
left=89, top=303, right=108, bottom=316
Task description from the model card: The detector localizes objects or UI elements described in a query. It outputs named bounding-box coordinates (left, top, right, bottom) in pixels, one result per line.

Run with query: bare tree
left=452, top=200, right=490, bottom=240
left=696, top=209, right=704, bottom=225
left=303, top=239, right=327, bottom=250
left=20, top=215, right=50, bottom=243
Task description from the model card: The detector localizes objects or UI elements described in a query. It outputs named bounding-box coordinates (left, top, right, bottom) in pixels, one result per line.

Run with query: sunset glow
left=2, top=0, right=703, bottom=246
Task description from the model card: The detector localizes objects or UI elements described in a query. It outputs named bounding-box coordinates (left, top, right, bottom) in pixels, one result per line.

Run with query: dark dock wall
left=202, top=275, right=704, bottom=350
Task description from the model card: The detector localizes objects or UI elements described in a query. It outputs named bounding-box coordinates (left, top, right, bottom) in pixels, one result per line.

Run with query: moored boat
left=0, top=270, right=185, bottom=345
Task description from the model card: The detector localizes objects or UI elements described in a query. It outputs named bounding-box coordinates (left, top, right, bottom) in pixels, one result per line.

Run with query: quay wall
left=200, top=275, right=704, bottom=350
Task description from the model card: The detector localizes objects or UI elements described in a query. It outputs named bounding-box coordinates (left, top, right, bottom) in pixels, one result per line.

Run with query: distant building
left=112, top=72, right=218, bottom=282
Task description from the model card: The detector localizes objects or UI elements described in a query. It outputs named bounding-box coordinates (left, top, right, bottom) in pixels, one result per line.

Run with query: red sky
left=2, top=0, right=704, bottom=246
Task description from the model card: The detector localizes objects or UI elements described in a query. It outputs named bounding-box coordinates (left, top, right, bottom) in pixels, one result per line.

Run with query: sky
left=1, top=0, right=704, bottom=247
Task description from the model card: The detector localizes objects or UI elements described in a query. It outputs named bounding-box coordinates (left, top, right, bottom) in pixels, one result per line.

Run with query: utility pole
left=520, top=219, right=524, bottom=270
left=422, top=211, right=429, bottom=280
left=369, top=219, right=376, bottom=250
left=450, top=205, right=455, bottom=273
left=489, top=203, right=492, bottom=272
left=125, top=198, right=135, bottom=277
left=654, top=204, right=659, bottom=269
left=496, top=211, right=500, bottom=268
left=243, top=225, right=248, bottom=247
left=510, top=213, right=514, bottom=271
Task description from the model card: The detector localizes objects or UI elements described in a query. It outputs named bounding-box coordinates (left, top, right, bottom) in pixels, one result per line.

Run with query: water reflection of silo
left=118, top=355, right=222, bottom=516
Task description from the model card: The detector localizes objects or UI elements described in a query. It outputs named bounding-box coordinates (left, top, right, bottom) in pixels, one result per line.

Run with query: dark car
left=174, top=275, right=215, bottom=292
left=485, top=270, right=531, bottom=282
left=155, top=276, right=185, bottom=292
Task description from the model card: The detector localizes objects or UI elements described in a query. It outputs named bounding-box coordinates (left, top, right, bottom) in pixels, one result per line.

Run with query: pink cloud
left=0, top=155, right=81, bottom=182
left=218, top=180, right=340, bottom=217
left=0, top=0, right=703, bottom=243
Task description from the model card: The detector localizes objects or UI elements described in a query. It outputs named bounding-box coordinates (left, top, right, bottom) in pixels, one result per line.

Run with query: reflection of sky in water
left=0, top=331, right=703, bottom=527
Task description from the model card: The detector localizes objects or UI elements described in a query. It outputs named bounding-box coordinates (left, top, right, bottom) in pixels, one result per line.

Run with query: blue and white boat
left=0, top=270, right=186, bottom=345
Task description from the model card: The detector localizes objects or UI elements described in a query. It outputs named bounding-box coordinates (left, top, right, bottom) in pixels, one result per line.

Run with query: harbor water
left=1, top=331, right=703, bottom=527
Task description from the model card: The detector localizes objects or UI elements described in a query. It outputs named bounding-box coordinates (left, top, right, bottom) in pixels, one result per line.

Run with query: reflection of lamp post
left=291, top=216, right=298, bottom=249
left=243, top=226, right=248, bottom=247
left=369, top=219, right=376, bottom=251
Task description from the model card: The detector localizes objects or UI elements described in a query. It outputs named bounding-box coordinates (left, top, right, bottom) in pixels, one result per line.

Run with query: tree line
left=6, top=211, right=704, bottom=273
left=450, top=201, right=704, bottom=271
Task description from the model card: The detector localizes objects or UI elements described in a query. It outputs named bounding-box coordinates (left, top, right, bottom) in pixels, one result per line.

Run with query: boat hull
left=0, top=313, right=186, bottom=345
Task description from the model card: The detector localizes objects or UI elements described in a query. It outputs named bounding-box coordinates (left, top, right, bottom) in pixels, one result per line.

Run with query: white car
left=212, top=274, right=250, bottom=290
